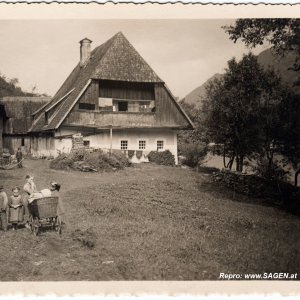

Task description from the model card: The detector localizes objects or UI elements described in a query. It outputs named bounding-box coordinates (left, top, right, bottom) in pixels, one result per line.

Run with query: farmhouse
left=0, top=96, right=51, bottom=155
left=28, top=32, right=193, bottom=163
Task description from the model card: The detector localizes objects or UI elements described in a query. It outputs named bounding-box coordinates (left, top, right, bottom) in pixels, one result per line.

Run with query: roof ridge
left=91, top=32, right=163, bottom=83
left=89, top=32, right=122, bottom=76
left=90, top=32, right=121, bottom=57
left=120, top=33, right=163, bottom=83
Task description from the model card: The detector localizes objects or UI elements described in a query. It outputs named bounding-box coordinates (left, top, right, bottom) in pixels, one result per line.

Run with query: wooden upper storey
left=62, top=79, right=193, bottom=129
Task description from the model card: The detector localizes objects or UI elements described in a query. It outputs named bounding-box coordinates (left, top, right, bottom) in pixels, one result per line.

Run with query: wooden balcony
left=64, top=110, right=157, bottom=128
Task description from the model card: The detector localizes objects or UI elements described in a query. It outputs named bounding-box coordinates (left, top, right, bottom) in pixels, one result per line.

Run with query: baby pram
left=28, top=197, right=62, bottom=236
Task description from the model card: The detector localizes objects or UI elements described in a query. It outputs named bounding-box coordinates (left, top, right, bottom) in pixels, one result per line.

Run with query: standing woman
left=23, top=175, right=37, bottom=229
left=50, top=182, right=65, bottom=224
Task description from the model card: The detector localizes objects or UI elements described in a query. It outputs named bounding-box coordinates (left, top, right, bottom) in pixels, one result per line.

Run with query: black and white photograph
left=0, top=9, right=299, bottom=287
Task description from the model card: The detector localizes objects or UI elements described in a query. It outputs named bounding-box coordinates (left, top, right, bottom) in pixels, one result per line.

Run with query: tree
left=256, top=69, right=294, bottom=178
left=203, top=53, right=294, bottom=173
left=9, top=77, right=19, bottom=87
left=277, top=94, right=300, bottom=186
left=224, top=19, right=300, bottom=64
left=204, top=53, right=264, bottom=171
left=224, top=18, right=300, bottom=185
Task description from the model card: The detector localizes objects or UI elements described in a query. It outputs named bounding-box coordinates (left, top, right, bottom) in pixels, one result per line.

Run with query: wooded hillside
left=0, top=73, right=34, bottom=97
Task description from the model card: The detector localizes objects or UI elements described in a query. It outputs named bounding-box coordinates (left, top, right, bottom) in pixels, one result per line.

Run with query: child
left=0, top=184, right=8, bottom=231
left=9, top=187, right=24, bottom=230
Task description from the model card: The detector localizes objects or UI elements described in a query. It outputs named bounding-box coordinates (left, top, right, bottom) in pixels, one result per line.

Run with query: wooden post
left=110, top=126, right=112, bottom=155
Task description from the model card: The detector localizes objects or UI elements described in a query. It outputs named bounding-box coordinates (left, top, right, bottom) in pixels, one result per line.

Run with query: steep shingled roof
left=30, top=32, right=163, bottom=132
left=0, top=97, right=51, bottom=134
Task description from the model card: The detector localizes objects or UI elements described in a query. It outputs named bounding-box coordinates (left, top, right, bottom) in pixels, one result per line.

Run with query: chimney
left=79, top=38, right=92, bottom=67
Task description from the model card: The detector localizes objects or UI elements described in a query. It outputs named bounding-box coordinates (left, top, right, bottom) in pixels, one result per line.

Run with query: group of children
left=0, top=175, right=63, bottom=231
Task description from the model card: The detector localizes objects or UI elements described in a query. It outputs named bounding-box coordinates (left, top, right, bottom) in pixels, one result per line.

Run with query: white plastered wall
left=55, top=127, right=179, bottom=164
left=54, top=138, right=73, bottom=156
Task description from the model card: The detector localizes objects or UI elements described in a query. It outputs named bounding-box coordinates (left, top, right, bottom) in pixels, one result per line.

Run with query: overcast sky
left=0, top=20, right=268, bottom=99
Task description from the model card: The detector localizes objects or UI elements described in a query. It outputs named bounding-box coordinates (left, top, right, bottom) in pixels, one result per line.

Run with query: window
left=83, top=140, right=90, bottom=147
left=121, top=140, right=128, bottom=150
left=118, top=101, right=128, bottom=112
left=78, top=103, right=95, bottom=110
left=139, top=140, right=146, bottom=150
left=21, top=138, right=25, bottom=147
left=157, top=140, right=164, bottom=150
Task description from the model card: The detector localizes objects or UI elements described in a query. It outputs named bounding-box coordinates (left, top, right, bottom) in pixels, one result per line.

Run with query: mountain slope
left=183, top=49, right=299, bottom=107
left=257, top=49, right=300, bottom=94
left=182, top=73, right=223, bottom=107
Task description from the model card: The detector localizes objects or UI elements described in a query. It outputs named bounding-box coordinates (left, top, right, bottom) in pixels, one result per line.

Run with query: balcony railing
left=65, top=110, right=156, bottom=128
left=98, top=97, right=155, bottom=113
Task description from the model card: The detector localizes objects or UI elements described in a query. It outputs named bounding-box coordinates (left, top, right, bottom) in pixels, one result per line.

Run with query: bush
left=212, top=170, right=300, bottom=215
left=50, top=149, right=130, bottom=172
left=49, top=153, right=74, bottom=170
left=148, top=150, right=175, bottom=166
left=254, top=157, right=288, bottom=181
left=111, top=151, right=131, bottom=168
left=178, top=143, right=207, bottom=167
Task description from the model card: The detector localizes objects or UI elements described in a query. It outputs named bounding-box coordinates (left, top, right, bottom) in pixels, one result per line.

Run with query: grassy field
left=0, top=159, right=299, bottom=281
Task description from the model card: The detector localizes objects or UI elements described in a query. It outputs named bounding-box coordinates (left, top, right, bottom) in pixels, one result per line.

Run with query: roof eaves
left=28, top=113, right=44, bottom=132
left=45, top=88, right=75, bottom=113
left=31, top=101, right=50, bottom=116
left=54, top=79, right=92, bottom=130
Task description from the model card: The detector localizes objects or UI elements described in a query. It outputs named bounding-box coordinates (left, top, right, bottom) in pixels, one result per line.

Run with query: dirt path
left=0, top=159, right=299, bottom=280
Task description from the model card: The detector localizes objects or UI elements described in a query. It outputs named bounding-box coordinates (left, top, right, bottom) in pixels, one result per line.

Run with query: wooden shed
left=0, top=96, right=51, bottom=155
